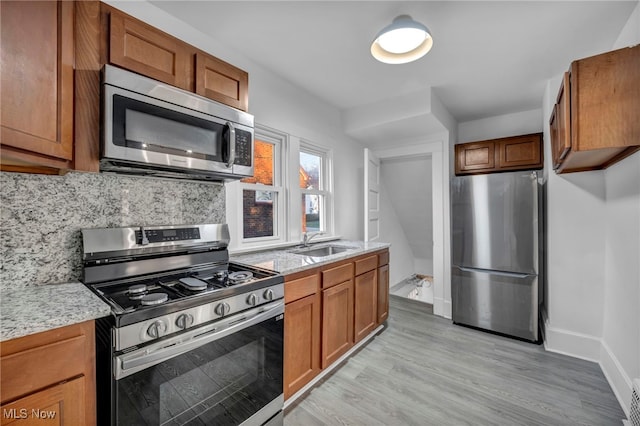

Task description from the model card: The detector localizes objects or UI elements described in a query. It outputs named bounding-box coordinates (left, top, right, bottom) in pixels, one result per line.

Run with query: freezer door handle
left=455, top=265, right=535, bottom=279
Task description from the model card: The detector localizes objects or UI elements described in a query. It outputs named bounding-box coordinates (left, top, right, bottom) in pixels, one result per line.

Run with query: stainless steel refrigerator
left=451, top=170, right=543, bottom=342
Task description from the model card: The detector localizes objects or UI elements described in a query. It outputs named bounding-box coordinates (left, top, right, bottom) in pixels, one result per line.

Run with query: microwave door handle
left=225, top=122, right=236, bottom=168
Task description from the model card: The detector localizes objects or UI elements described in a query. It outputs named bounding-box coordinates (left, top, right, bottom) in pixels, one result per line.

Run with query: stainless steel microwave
left=101, top=65, right=254, bottom=182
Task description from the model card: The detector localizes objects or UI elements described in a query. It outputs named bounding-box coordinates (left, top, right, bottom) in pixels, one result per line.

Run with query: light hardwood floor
left=284, top=295, right=625, bottom=425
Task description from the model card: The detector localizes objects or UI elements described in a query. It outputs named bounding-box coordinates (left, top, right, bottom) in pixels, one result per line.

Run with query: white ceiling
left=151, top=1, right=636, bottom=141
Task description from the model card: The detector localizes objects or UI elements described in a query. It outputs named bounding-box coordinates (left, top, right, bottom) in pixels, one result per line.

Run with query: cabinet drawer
left=355, top=255, right=378, bottom=276
left=1, top=334, right=86, bottom=402
left=285, top=274, right=319, bottom=303
left=378, top=250, right=389, bottom=266
left=322, top=263, right=353, bottom=289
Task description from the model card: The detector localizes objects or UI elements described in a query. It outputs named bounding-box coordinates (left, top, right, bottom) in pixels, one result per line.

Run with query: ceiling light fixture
left=371, top=15, right=433, bottom=64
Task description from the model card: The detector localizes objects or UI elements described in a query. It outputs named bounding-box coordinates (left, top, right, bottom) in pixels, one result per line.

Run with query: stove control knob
left=147, top=320, right=167, bottom=339
left=246, top=293, right=257, bottom=306
left=176, top=313, right=194, bottom=329
left=215, top=302, right=231, bottom=316
left=263, top=289, right=275, bottom=301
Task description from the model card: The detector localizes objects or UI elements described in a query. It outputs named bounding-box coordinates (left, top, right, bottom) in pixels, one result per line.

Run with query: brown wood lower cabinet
left=0, top=321, right=96, bottom=425
left=321, top=279, right=354, bottom=368
left=1, top=377, right=85, bottom=425
left=283, top=248, right=389, bottom=399
left=377, top=263, right=390, bottom=324
left=284, top=292, right=320, bottom=399
left=354, top=269, right=378, bottom=343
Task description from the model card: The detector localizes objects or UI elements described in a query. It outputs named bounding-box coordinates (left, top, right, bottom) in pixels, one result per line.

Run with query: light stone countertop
left=230, top=240, right=391, bottom=275
left=0, top=282, right=112, bottom=342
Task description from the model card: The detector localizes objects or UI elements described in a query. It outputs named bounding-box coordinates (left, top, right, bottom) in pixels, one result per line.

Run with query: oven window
left=115, top=316, right=283, bottom=425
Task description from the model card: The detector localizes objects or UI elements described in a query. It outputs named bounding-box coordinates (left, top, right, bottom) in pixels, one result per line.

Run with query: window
left=227, top=127, right=334, bottom=251
left=236, top=127, right=285, bottom=244
left=300, top=143, right=332, bottom=235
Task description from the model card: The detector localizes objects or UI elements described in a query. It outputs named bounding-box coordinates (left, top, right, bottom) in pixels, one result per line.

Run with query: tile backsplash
left=0, top=172, right=225, bottom=287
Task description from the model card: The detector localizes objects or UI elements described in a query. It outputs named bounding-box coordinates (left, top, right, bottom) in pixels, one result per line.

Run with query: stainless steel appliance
left=102, top=65, right=254, bottom=182
left=82, top=224, right=284, bottom=426
left=451, top=170, right=543, bottom=342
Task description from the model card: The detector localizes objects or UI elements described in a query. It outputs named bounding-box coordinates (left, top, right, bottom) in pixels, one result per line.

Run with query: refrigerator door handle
left=455, top=265, right=535, bottom=279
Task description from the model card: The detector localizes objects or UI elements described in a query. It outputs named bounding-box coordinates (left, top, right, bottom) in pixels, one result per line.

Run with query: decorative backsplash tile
left=0, top=172, right=225, bottom=287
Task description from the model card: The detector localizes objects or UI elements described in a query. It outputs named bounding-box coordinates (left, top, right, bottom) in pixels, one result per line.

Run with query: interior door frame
left=371, top=137, right=451, bottom=319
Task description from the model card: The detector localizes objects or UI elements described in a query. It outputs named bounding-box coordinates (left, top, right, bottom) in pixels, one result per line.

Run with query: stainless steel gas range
left=81, top=224, right=284, bottom=426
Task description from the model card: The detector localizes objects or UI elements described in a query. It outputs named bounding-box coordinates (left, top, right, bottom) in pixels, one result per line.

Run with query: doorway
left=380, top=156, right=434, bottom=307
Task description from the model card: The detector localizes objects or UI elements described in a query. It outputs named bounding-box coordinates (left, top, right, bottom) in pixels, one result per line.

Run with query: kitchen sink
left=291, top=244, right=356, bottom=258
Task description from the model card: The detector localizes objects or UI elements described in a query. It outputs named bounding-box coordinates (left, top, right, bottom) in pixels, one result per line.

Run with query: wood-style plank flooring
left=284, top=295, right=625, bottom=425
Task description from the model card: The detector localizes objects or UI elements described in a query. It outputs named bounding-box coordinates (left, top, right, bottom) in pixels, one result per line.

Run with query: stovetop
left=81, top=224, right=284, bottom=331
left=99, top=263, right=272, bottom=313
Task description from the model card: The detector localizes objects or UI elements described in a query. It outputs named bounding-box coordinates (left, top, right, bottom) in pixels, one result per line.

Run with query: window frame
left=299, top=141, right=334, bottom=237
left=228, top=125, right=288, bottom=250
left=227, top=127, right=335, bottom=253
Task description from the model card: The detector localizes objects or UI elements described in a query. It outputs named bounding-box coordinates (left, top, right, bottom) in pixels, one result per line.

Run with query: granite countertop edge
left=230, top=240, right=391, bottom=275
left=0, top=282, right=112, bottom=342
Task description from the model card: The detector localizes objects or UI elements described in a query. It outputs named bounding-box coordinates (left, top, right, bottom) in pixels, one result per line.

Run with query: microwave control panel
left=234, top=129, right=252, bottom=167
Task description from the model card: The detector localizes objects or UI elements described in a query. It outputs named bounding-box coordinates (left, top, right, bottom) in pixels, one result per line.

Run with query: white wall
left=457, top=108, right=543, bottom=143
left=104, top=1, right=365, bottom=243
left=601, top=0, right=640, bottom=414
left=543, top=1, right=640, bottom=415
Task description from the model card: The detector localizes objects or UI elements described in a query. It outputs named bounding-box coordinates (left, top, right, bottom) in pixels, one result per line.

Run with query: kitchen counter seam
left=0, top=282, right=112, bottom=342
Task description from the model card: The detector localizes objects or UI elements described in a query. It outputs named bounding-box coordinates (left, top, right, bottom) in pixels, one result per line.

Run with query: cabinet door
left=354, top=270, right=377, bottom=343
left=455, top=141, right=495, bottom=175
left=551, top=72, right=571, bottom=169
left=496, top=133, right=543, bottom=170
left=109, top=10, right=191, bottom=91
left=321, top=280, right=354, bottom=368
left=284, top=293, right=320, bottom=399
left=0, top=376, right=85, bottom=425
left=0, top=1, right=74, bottom=163
left=195, top=53, right=249, bottom=111
left=377, top=264, right=390, bottom=324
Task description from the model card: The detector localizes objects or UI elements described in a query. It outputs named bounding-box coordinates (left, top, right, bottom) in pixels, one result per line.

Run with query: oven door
left=113, top=301, right=284, bottom=426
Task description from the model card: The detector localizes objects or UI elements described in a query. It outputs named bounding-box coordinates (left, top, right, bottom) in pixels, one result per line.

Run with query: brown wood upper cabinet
left=455, top=133, right=543, bottom=176
left=0, top=1, right=75, bottom=173
left=106, top=6, right=249, bottom=112
left=109, top=10, right=192, bottom=91
left=550, top=45, right=640, bottom=173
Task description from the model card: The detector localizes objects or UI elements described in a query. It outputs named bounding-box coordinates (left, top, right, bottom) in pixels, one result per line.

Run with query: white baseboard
left=433, top=296, right=444, bottom=317
left=442, top=299, right=452, bottom=319
left=543, top=316, right=632, bottom=418
left=542, top=320, right=601, bottom=362
left=600, top=340, right=632, bottom=417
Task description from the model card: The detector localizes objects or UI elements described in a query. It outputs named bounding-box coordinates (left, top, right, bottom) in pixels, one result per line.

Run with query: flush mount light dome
left=371, top=15, right=433, bottom=64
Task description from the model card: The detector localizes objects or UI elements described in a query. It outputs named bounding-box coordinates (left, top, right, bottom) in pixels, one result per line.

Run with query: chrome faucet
left=302, top=231, right=323, bottom=247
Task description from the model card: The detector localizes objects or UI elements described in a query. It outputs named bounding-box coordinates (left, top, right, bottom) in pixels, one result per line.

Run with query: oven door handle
left=115, top=300, right=284, bottom=380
